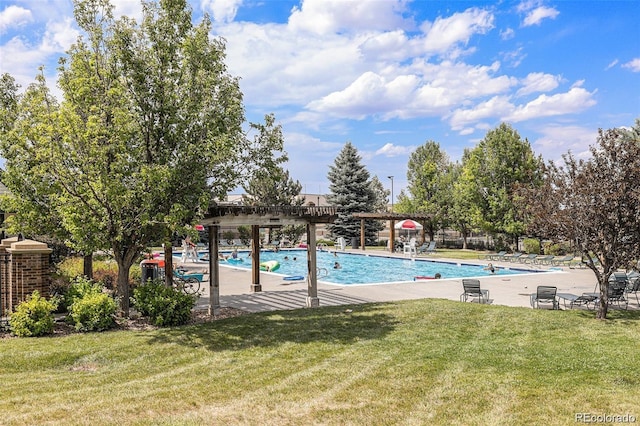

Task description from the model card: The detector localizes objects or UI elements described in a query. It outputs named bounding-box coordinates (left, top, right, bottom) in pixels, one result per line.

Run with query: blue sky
left=1, top=0, right=639, bottom=198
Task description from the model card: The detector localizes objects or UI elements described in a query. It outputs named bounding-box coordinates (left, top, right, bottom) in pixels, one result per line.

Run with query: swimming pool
left=214, top=249, right=543, bottom=285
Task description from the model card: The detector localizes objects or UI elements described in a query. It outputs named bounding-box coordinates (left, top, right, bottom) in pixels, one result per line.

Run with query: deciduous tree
left=518, top=121, right=640, bottom=319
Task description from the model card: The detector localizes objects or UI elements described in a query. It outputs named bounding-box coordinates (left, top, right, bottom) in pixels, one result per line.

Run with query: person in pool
left=333, top=261, right=342, bottom=269
left=484, top=263, right=496, bottom=274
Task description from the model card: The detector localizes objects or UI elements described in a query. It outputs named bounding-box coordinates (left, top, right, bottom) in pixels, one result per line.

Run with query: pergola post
left=251, top=225, right=261, bottom=292
left=208, top=225, right=220, bottom=317
left=306, top=223, right=319, bottom=307
left=360, top=219, right=365, bottom=251
left=389, top=220, right=396, bottom=252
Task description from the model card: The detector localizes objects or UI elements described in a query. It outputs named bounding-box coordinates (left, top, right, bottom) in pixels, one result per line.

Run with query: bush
left=9, top=291, right=56, bottom=337
left=63, top=276, right=103, bottom=311
left=132, top=280, right=196, bottom=327
left=67, top=292, right=117, bottom=332
left=523, top=238, right=541, bottom=254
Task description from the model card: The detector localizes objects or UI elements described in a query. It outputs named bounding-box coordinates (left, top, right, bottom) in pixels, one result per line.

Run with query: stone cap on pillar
left=0, top=236, right=20, bottom=250
left=6, top=239, right=53, bottom=254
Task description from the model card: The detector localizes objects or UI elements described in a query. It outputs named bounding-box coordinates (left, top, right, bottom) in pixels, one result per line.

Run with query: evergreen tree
left=326, top=142, right=380, bottom=244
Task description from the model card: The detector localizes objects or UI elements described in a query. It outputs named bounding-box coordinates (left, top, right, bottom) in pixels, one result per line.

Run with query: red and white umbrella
left=394, top=219, right=423, bottom=230
left=195, top=224, right=205, bottom=231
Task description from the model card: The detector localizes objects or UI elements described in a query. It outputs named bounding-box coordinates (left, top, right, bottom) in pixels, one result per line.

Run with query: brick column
left=6, top=239, right=53, bottom=312
left=0, top=237, right=18, bottom=317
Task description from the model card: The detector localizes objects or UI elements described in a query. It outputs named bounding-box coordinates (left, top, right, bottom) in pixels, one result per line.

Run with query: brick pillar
left=0, top=237, right=18, bottom=317
left=6, top=239, right=53, bottom=312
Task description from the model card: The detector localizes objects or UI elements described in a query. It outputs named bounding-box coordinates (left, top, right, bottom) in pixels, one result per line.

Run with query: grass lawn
left=2, top=299, right=639, bottom=425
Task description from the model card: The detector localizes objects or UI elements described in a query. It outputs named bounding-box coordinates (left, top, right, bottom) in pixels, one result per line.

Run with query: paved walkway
left=177, top=250, right=636, bottom=313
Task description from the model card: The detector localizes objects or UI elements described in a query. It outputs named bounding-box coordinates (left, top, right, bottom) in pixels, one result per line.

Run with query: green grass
left=2, top=300, right=640, bottom=425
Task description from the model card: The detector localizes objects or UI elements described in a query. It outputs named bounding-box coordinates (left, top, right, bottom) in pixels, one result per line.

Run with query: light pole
left=387, top=176, right=394, bottom=212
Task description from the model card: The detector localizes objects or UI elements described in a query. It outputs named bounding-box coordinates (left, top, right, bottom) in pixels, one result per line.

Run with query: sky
left=1, top=0, right=639, bottom=199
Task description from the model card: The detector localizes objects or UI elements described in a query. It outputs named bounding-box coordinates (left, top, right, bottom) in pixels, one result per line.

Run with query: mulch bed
left=0, top=307, right=248, bottom=339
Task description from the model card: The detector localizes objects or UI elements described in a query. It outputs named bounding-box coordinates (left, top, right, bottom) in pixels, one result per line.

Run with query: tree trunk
left=164, top=242, right=173, bottom=287
left=596, top=278, right=609, bottom=319
left=83, top=253, right=93, bottom=280
left=114, top=248, right=139, bottom=317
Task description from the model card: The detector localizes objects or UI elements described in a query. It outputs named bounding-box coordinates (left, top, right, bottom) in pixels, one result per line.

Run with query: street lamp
left=387, top=176, right=394, bottom=212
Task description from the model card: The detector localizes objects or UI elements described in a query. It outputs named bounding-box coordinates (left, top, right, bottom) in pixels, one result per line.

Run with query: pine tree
left=326, top=142, right=381, bottom=244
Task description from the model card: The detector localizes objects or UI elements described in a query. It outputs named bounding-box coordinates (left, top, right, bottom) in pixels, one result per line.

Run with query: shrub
left=523, top=238, right=541, bottom=254
left=132, top=280, right=196, bottom=327
left=63, top=276, right=103, bottom=311
left=9, top=291, right=56, bottom=337
left=67, top=292, right=117, bottom=332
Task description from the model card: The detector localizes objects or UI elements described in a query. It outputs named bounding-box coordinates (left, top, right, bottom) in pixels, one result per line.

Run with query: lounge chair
left=533, top=255, right=554, bottom=265
left=501, top=252, right=523, bottom=262
left=550, top=255, right=574, bottom=267
left=531, top=285, right=559, bottom=309
left=479, top=250, right=505, bottom=260
left=519, top=253, right=539, bottom=264
left=417, top=241, right=436, bottom=255
left=460, top=279, right=489, bottom=304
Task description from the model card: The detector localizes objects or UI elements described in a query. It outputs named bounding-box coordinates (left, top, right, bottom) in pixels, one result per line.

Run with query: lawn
left=1, top=299, right=639, bottom=425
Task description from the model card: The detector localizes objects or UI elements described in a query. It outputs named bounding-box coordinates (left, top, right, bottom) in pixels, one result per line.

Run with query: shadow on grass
left=572, top=308, right=640, bottom=322
left=144, top=302, right=399, bottom=351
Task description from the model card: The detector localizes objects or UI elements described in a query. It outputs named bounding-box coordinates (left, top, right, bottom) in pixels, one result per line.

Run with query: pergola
left=352, top=212, right=432, bottom=252
left=199, top=205, right=339, bottom=316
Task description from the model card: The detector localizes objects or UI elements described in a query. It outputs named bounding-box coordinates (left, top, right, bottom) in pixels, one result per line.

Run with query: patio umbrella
left=394, top=219, right=423, bottom=237
left=195, top=224, right=205, bottom=231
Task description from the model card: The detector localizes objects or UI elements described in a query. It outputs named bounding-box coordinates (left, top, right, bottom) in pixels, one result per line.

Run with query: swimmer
left=333, top=262, right=342, bottom=269
left=434, top=273, right=442, bottom=279
left=484, top=263, right=496, bottom=274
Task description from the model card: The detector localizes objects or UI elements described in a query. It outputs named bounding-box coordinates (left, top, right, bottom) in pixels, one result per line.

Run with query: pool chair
left=625, top=272, right=640, bottom=305
left=417, top=241, right=436, bottom=255
left=460, top=279, right=490, bottom=304
left=501, top=252, right=523, bottom=262
left=607, top=274, right=629, bottom=309
left=530, top=286, right=559, bottom=310
left=550, top=255, right=575, bottom=267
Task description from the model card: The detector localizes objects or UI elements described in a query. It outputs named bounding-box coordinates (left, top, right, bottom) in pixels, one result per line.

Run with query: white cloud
left=500, top=27, right=515, bottom=40
left=449, top=96, right=514, bottom=130
left=420, top=8, right=494, bottom=55
left=501, top=47, right=527, bottom=68
left=41, top=17, right=80, bottom=53
left=531, top=125, right=597, bottom=162
left=375, top=143, right=415, bottom=157
left=605, top=59, right=619, bottom=70
left=505, top=86, right=596, bottom=122
left=516, top=72, right=561, bottom=96
left=288, top=0, right=411, bottom=35
left=200, top=0, right=242, bottom=24
left=522, top=6, right=559, bottom=26
left=622, top=58, right=640, bottom=72
left=0, top=5, right=32, bottom=32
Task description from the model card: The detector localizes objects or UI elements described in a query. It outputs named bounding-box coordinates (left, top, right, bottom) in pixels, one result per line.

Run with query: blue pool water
left=211, top=249, right=541, bottom=285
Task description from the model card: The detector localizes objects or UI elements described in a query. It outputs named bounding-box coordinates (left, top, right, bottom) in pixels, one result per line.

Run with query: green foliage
left=63, top=276, right=104, bottom=311
left=542, top=242, right=563, bottom=256
left=132, top=280, right=196, bottom=327
left=222, top=230, right=235, bottom=245
left=237, top=225, right=251, bottom=246
left=522, top=238, right=540, bottom=254
left=9, top=291, right=56, bottom=337
left=326, top=142, right=382, bottom=243
left=465, top=123, right=543, bottom=241
left=404, top=141, right=451, bottom=239
left=67, top=292, right=117, bottom=332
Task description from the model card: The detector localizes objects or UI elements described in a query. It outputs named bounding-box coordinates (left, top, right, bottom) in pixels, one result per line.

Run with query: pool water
left=214, top=249, right=541, bottom=285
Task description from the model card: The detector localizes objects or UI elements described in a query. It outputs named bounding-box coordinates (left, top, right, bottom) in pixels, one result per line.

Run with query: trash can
left=140, top=259, right=165, bottom=283
left=351, top=237, right=359, bottom=249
